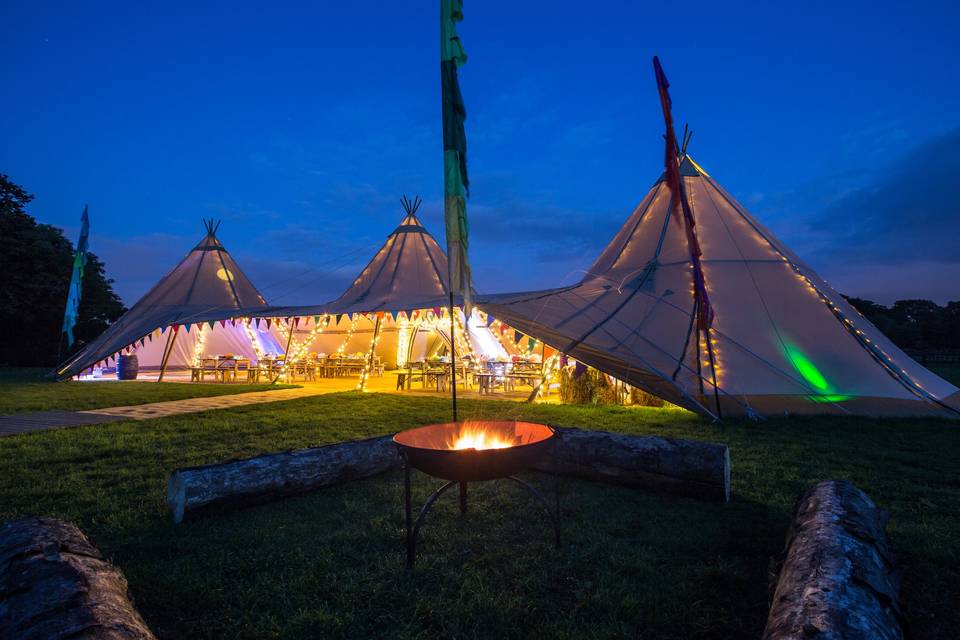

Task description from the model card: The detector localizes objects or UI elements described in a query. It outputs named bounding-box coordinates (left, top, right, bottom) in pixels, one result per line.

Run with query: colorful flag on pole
left=653, top=56, right=713, bottom=330
left=441, top=0, right=472, bottom=314
left=61, top=205, right=90, bottom=348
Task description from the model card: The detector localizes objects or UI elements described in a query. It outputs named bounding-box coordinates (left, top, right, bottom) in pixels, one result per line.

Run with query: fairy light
left=396, top=315, right=412, bottom=368
left=534, top=353, right=562, bottom=399
left=242, top=318, right=265, bottom=362
left=778, top=252, right=932, bottom=398
left=192, top=324, right=207, bottom=367
left=335, top=315, right=361, bottom=354
left=357, top=315, right=384, bottom=390
left=285, top=315, right=331, bottom=363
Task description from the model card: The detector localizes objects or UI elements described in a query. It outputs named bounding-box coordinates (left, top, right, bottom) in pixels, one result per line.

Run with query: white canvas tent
left=478, top=63, right=959, bottom=419
left=258, top=197, right=511, bottom=368
left=57, top=220, right=279, bottom=379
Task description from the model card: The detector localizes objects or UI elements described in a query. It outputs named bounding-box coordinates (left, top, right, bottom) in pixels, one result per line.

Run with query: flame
left=450, top=423, right=516, bottom=450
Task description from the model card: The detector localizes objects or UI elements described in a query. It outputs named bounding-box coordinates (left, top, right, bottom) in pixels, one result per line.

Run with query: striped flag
left=61, top=205, right=90, bottom=348
left=441, top=0, right=472, bottom=313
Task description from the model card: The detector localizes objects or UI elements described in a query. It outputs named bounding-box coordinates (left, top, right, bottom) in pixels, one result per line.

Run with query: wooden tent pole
left=704, top=328, right=723, bottom=419
left=272, top=319, right=296, bottom=385
left=360, top=315, right=383, bottom=392
left=157, top=327, right=179, bottom=383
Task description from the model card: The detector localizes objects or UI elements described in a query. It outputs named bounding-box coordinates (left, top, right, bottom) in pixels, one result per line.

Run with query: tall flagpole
left=441, top=0, right=472, bottom=422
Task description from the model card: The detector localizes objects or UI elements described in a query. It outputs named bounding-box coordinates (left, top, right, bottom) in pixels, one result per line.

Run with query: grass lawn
left=0, top=393, right=958, bottom=639
left=0, top=368, right=296, bottom=415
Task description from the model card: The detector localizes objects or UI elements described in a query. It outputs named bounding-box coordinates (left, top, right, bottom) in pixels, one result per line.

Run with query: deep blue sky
left=3, top=1, right=959, bottom=306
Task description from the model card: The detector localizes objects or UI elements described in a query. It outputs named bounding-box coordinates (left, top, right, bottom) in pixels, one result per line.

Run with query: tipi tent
left=260, top=197, right=511, bottom=369
left=478, top=61, right=959, bottom=419
left=57, top=220, right=280, bottom=379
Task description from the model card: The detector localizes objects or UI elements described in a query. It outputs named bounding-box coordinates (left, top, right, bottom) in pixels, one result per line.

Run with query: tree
left=0, top=174, right=125, bottom=367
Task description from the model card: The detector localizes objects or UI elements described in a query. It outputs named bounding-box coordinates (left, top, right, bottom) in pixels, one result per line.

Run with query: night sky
left=3, top=1, right=958, bottom=306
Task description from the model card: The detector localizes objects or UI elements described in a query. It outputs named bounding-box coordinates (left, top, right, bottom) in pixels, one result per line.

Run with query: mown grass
left=0, top=367, right=295, bottom=415
left=0, top=392, right=957, bottom=639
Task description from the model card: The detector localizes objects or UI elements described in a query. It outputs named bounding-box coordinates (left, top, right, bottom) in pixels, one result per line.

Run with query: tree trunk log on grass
left=167, top=428, right=730, bottom=523
left=166, top=434, right=398, bottom=523
left=763, top=479, right=904, bottom=640
left=0, top=518, right=155, bottom=640
left=532, top=427, right=730, bottom=502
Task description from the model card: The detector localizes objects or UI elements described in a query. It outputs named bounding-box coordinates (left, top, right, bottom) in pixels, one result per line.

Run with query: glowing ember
left=450, top=424, right=516, bottom=450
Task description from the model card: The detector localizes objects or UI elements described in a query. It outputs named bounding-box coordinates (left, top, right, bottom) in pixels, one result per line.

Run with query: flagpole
left=440, top=0, right=471, bottom=423
left=449, top=291, right=458, bottom=422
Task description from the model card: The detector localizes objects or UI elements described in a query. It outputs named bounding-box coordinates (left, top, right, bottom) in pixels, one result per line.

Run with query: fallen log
left=763, top=479, right=904, bottom=640
left=531, top=427, right=730, bottom=502
left=166, top=434, right=398, bottom=523
left=0, top=518, right=155, bottom=640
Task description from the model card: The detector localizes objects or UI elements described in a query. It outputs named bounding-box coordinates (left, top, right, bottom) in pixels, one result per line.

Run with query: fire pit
left=394, top=420, right=560, bottom=568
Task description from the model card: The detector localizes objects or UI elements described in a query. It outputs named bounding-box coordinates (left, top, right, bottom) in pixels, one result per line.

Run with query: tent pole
left=449, top=292, right=458, bottom=422
left=272, top=319, right=296, bottom=385
left=360, top=315, right=383, bottom=392
left=157, top=327, right=179, bottom=383
left=704, top=328, right=722, bottom=419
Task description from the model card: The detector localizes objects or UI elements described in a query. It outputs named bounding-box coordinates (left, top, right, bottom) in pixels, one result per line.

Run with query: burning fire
left=450, top=422, right=516, bottom=450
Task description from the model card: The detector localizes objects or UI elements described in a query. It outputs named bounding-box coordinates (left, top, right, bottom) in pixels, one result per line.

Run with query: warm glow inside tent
left=479, top=153, right=960, bottom=418
left=57, top=220, right=275, bottom=379
left=251, top=197, right=523, bottom=382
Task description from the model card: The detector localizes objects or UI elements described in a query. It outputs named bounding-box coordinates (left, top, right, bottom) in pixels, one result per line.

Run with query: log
left=0, top=518, right=156, bottom=640
left=531, top=427, right=730, bottom=502
left=166, top=434, right=398, bottom=523
left=763, top=480, right=904, bottom=640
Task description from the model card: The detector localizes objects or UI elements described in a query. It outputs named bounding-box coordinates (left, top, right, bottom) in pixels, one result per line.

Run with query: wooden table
left=195, top=357, right=249, bottom=382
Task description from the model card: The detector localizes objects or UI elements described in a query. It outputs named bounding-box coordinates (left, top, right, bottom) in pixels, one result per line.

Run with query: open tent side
left=478, top=63, right=959, bottom=419
left=56, top=220, right=274, bottom=379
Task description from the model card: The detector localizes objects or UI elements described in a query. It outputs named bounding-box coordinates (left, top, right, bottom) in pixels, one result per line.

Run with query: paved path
left=0, top=410, right=128, bottom=436
left=0, top=386, right=329, bottom=437
left=0, top=374, right=537, bottom=437
left=79, top=385, right=327, bottom=420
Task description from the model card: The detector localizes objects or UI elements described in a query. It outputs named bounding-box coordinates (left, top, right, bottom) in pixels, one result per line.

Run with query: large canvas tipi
left=479, top=62, right=959, bottom=419
left=57, top=220, right=279, bottom=378
left=262, top=197, right=510, bottom=367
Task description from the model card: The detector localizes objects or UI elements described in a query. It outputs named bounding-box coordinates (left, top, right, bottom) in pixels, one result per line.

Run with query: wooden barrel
left=117, top=354, right=139, bottom=380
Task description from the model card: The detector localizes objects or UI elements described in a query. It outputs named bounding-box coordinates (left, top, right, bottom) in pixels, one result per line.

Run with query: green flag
left=61, top=205, right=90, bottom=348
left=441, top=0, right=472, bottom=313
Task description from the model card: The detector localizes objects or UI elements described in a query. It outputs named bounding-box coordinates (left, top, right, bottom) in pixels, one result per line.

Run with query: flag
left=61, top=206, right=90, bottom=348
left=441, top=0, right=472, bottom=314
left=653, top=56, right=713, bottom=330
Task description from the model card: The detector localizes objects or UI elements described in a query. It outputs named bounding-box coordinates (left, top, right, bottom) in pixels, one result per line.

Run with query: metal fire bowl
left=393, top=421, right=555, bottom=482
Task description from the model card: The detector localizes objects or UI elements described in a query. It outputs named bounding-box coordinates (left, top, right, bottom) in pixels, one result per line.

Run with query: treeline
left=845, top=297, right=960, bottom=353
left=0, top=174, right=125, bottom=367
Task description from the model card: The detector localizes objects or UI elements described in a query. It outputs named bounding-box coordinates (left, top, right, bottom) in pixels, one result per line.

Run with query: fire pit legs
left=504, top=475, right=561, bottom=550
left=402, top=467, right=561, bottom=568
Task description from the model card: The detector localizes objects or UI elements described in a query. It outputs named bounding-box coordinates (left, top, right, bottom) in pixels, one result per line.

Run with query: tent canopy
left=57, top=220, right=271, bottom=378
left=478, top=155, right=960, bottom=418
